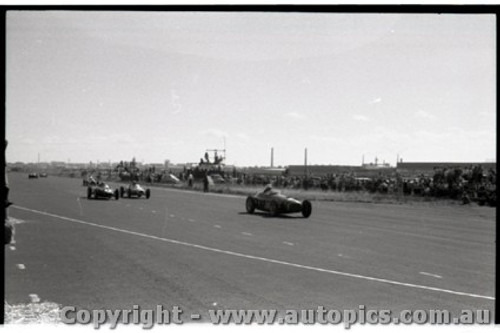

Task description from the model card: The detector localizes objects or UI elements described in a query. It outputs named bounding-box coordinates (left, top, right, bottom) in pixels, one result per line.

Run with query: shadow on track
left=82, top=197, right=118, bottom=201
left=238, top=212, right=305, bottom=219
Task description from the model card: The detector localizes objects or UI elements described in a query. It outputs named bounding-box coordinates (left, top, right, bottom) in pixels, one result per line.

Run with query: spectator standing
left=203, top=173, right=209, bottom=193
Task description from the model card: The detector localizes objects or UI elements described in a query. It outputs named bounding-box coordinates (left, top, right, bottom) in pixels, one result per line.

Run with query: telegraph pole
left=271, top=147, right=274, bottom=168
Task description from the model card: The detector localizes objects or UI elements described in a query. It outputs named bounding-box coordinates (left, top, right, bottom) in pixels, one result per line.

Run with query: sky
left=5, top=10, right=496, bottom=167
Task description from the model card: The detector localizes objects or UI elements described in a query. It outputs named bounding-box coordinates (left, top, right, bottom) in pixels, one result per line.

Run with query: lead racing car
left=120, top=182, right=151, bottom=199
left=245, top=185, right=312, bottom=218
left=87, top=182, right=119, bottom=200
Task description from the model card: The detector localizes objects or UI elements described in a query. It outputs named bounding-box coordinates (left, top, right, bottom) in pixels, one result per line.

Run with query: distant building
left=361, top=162, right=392, bottom=169
left=287, top=165, right=396, bottom=177
left=50, top=161, right=66, bottom=168
left=67, top=163, right=89, bottom=169
left=361, top=156, right=391, bottom=169
left=241, top=167, right=286, bottom=177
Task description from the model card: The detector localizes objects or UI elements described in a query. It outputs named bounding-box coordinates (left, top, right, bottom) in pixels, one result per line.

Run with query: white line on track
left=7, top=217, right=25, bottom=225
left=188, top=219, right=196, bottom=223
left=214, top=225, right=222, bottom=229
left=419, top=272, right=443, bottom=279
left=282, top=241, right=295, bottom=246
left=76, top=197, right=83, bottom=216
left=337, top=254, right=352, bottom=259
left=12, top=205, right=494, bottom=301
left=16, top=264, right=25, bottom=270
left=241, top=232, right=253, bottom=236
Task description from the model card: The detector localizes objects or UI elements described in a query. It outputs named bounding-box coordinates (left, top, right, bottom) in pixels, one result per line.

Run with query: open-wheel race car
left=245, top=185, right=312, bottom=218
left=87, top=182, right=119, bottom=200
left=28, top=173, right=38, bottom=179
left=120, top=182, right=151, bottom=199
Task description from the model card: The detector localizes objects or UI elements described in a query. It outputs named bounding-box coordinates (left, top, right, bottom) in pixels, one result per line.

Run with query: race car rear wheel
left=301, top=200, right=312, bottom=218
left=87, top=187, right=92, bottom=199
left=269, top=201, right=279, bottom=217
left=246, top=197, right=255, bottom=214
left=120, top=186, right=124, bottom=198
left=127, top=189, right=132, bottom=198
left=114, top=189, right=119, bottom=200
left=146, top=189, right=151, bottom=199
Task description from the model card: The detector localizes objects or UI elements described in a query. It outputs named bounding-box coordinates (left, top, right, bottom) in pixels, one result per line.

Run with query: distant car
left=245, top=186, right=312, bottom=218
left=83, top=176, right=97, bottom=186
left=162, top=173, right=180, bottom=184
left=209, top=174, right=226, bottom=184
left=39, top=173, right=48, bottom=178
left=87, top=182, right=119, bottom=200
left=120, top=183, right=151, bottom=199
left=28, top=173, right=38, bottom=179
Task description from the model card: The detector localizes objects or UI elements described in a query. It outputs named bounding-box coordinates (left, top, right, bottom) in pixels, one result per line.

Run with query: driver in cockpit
left=262, top=184, right=277, bottom=196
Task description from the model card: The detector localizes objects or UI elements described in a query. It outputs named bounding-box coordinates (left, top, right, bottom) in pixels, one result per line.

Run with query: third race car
left=120, top=182, right=151, bottom=199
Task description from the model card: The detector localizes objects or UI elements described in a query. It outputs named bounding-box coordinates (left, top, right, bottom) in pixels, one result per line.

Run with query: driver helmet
left=264, top=184, right=273, bottom=193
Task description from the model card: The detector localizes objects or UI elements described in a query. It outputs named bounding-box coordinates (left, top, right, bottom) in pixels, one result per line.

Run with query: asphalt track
left=5, top=173, right=495, bottom=322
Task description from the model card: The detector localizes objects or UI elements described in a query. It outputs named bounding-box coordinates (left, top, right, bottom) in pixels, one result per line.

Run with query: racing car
left=120, top=182, right=151, bottom=199
left=87, top=182, right=119, bottom=200
left=28, top=173, right=38, bottom=179
left=245, top=185, right=312, bottom=218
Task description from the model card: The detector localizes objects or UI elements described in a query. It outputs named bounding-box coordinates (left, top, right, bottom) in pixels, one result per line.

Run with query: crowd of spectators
left=202, top=165, right=496, bottom=206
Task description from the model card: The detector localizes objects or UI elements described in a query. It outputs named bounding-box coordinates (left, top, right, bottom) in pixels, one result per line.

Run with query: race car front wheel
left=87, top=187, right=92, bottom=199
left=302, top=200, right=312, bottom=218
left=246, top=197, right=255, bottom=214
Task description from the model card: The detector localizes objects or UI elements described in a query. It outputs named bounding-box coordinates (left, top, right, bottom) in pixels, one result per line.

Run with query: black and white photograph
left=2, top=6, right=497, bottom=329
